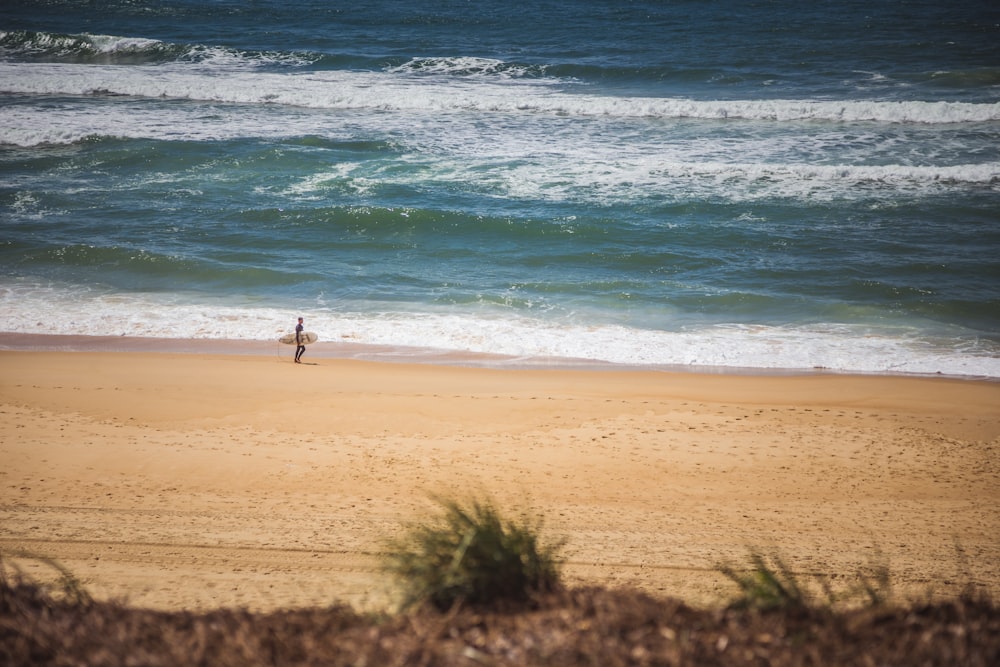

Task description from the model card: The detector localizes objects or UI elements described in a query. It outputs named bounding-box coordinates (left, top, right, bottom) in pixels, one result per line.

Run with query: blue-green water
left=2, top=0, right=999, bottom=375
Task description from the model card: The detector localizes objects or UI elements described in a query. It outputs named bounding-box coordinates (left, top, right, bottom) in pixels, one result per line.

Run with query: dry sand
left=2, top=346, right=998, bottom=612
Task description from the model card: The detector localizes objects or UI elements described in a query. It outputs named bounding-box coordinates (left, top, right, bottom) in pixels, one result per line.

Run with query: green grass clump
left=382, top=495, right=565, bottom=611
left=718, top=549, right=894, bottom=611
left=717, top=551, right=808, bottom=611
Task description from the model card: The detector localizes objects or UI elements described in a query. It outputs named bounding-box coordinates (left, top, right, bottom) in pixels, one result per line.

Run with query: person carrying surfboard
left=294, top=317, right=306, bottom=363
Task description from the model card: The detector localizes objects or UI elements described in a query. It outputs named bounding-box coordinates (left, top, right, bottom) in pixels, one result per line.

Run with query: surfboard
left=278, top=331, right=319, bottom=346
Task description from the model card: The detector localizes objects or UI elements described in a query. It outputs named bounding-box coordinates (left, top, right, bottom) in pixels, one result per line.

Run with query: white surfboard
left=278, top=331, right=319, bottom=346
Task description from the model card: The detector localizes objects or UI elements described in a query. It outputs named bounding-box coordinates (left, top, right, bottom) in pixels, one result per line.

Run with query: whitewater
left=2, top=2, right=998, bottom=378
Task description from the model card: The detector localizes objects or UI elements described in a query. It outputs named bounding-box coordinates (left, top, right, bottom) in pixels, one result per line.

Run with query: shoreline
left=1, top=332, right=995, bottom=381
left=2, top=348, right=998, bottom=612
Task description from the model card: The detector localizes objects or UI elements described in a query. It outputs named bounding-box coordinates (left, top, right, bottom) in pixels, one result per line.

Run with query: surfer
left=294, top=317, right=306, bottom=363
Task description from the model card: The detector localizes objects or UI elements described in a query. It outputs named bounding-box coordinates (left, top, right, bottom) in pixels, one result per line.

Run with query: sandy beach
left=2, top=345, right=998, bottom=613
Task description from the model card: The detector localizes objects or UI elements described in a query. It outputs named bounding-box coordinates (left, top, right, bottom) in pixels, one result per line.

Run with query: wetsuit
left=295, top=322, right=305, bottom=362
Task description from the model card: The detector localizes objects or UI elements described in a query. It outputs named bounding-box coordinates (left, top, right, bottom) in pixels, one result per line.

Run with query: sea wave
left=0, top=30, right=173, bottom=62
left=0, top=30, right=315, bottom=68
left=385, top=56, right=548, bottom=79
left=2, top=61, right=997, bottom=125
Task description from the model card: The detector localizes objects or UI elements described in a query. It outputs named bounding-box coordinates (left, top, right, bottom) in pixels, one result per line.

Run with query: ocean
left=2, top=0, right=999, bottom=377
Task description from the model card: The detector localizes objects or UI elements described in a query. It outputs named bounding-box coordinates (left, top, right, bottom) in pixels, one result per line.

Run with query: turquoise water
left=2, top=1, right=999, bottom=375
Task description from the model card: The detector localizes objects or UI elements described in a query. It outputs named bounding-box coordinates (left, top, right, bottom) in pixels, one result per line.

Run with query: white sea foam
left=5, top=104, right=993, bottom=208
left=7, top=96, right=992, bottom=208
left=2, top=62, right=998, bottom=125
left=385, top=56, right=544, bottom=79
left=3, top=61, right=996, bottom=207
left=2, top=283, right=997, bottom=378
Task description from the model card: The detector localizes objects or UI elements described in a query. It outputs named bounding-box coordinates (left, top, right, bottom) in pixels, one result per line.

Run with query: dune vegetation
left=3, top=497, right=998, bottom=666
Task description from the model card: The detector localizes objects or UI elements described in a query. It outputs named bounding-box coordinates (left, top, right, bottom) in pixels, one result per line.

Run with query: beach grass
left=381, top=495, right=565, bottom=611
left=716, top=550, right=894, bottom=612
